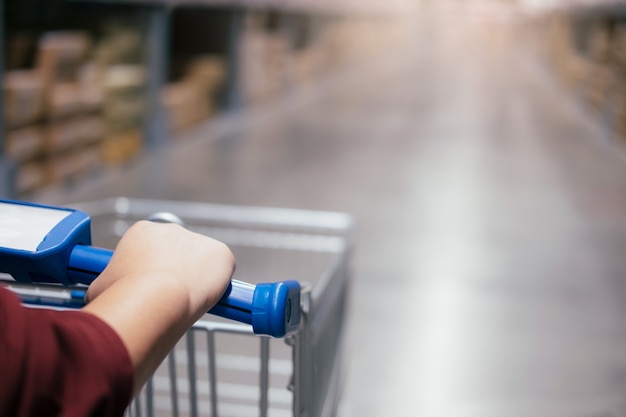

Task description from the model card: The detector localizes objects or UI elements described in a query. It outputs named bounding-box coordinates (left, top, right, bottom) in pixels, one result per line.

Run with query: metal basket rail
left=67, top=198, right=354, bottom=417
left=127, top=321, right=275, bottom=417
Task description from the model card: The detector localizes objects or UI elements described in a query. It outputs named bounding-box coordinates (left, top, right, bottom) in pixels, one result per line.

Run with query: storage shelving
left=2, top=0, right=408, bottom=199
left=518, top=0, right=626, bottom=155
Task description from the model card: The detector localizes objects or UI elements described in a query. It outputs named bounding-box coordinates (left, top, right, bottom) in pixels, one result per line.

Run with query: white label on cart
left=0, top=203, right=71, bottom=252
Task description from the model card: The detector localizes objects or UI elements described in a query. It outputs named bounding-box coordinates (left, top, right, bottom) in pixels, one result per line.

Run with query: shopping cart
left=8, top=198, right=354, bottom=417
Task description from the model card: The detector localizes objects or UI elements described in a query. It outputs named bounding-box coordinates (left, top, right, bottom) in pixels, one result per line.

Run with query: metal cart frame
left=69, top=198, right=354, bottom=417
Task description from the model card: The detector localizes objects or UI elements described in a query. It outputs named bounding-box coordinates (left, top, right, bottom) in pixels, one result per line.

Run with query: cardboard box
left=79, top=83, right=104, bottom=113
left=92, top=24, right=143, bottom=67
left=588, top=21, right=611, bottom=64
left=36, top=31, right=90, bottom=86
left=101, top=130, right=142, bottom=164
left=239, top=31, right=284, bottom=104
left=185, top=55, right=226, bottom=92
left=5, top=125, right=44, bottom=162
left=162, top=81, right=213, bottom=133
left=3, top=70, right=44, bottom=129
left=611, top=25, right=626, bottom=71
left=78, top=63, right=105, bottom=112
left=46, top=83, right=83, bottom=119
left=44, top=116, right=104, bottom=154
left=75, top=116, right=105, bottom=145
left=46, top=145, right=103, bottom=184
left=45, top=119, right=81, bottom=153
left=45, top=66, right=105, bottom=119
left=583, top=63, right=613, bottom=113
left=103, top=65, right=145, bottom=133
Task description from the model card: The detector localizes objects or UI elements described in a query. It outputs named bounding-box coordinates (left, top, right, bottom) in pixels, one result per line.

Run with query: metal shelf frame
left=143, top=6, right=170, bottom=149
left=0, top=0, right=17, bottom=199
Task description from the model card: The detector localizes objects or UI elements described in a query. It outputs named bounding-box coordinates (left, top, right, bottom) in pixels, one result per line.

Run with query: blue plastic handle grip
left=68, top=245, right=300, bottom=337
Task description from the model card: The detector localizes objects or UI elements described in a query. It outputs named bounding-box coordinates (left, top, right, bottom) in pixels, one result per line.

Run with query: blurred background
left=5, top=0, right=626, bottom=416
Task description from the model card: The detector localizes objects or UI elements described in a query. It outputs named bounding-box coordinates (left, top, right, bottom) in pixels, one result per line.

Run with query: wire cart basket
left=60, top=198, right=354, bottom=417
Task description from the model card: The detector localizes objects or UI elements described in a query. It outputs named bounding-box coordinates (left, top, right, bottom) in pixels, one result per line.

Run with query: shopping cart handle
left=69, top=245, right=301, bottom=337
left=0, top=199, right=300, bottom=337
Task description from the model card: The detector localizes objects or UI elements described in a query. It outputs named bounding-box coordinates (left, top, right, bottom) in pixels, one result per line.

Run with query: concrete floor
left=39, top=10, right=626, bottom=417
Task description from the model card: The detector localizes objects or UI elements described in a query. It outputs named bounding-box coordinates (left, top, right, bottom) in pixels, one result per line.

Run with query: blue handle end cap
left=251, top=280, right=301, bottom=338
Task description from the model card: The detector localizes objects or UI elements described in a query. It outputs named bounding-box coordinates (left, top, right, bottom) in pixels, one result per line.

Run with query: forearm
left=83, top=221, right=235, bottom=395
left=83, top=273, right=200, bottom=394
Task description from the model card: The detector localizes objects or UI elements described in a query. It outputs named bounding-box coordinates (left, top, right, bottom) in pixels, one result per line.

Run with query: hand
left=86, top=220, right=234, bottom=313
left=83, top=220, right=235, bottom=393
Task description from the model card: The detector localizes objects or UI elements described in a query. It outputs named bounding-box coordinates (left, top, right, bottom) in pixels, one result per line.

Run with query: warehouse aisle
left=45, top=10, right=626, bottom=417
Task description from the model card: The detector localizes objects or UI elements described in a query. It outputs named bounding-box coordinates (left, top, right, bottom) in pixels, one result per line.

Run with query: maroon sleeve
left=0, top=287, right=134, bottom=417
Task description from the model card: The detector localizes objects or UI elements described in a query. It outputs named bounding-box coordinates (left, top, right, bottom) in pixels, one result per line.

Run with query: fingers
left=86, top=221, right=235, bottom=311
